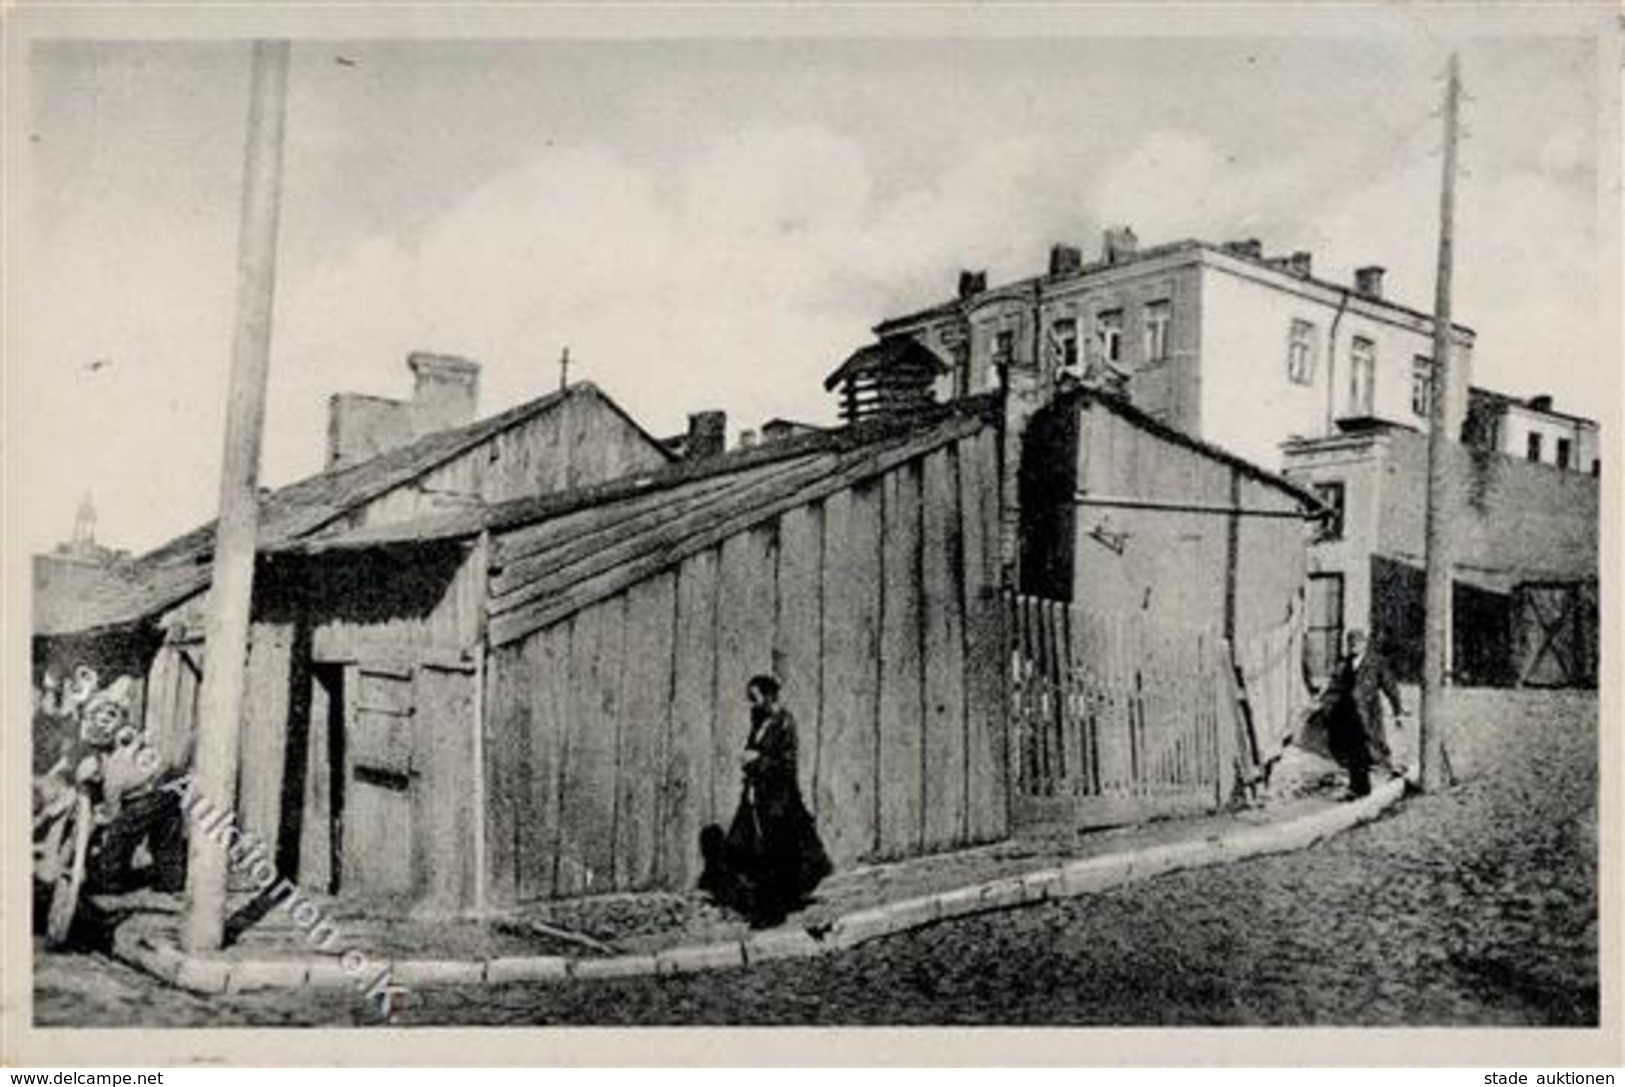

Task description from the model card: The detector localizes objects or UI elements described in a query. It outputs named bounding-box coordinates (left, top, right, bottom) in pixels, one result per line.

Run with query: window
left=1526, top=432, right=1543, bottom=463
left=1411, top=356, right=1433, bottom=418
left=1287, top=319, right=1316, bottom=385
left=1348, top=336, right=1376, bottom=416
left=1144, top=301, right=1172, bottom=363
left=989, top=329, right=1015, bottom=391
left=1305, top=574, right=1346, bottom=688
left=1095, top=309, right=1124, bottom=365
left=1051, top=317, right=1079, bottom=372
left=1556, top=437, right=1572, bottom=469
left=950, top=341, right=971, bottom=399
left=1312, top=481, right=1346, bottom=542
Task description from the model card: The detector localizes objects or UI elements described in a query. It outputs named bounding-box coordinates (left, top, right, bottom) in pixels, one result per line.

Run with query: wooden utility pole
left=1418, top=53, right=1461, bottom=793
left=559, top=345, right=571, bottom=391
left=183, top=40, right=291, bottom=952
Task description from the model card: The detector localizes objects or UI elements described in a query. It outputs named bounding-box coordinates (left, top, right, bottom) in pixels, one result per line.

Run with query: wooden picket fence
left=1006, top=592, right=1245, bottom=828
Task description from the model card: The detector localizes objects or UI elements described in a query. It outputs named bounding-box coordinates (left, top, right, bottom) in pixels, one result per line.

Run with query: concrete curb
left=111, top=779, right=1406, bottom=996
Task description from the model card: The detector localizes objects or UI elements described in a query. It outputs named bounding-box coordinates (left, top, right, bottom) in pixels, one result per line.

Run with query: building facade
left=1462, top=387, right=1601, bottom=476
left=868, top=231, right=1476, bottom=473
left=1282, top=424, right=1599, bottom=688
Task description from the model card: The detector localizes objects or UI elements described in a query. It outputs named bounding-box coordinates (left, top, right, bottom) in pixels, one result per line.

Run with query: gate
left=1514, top=580, right=1598, bottom=689
left=1006, top=592, right=1241, bottom=828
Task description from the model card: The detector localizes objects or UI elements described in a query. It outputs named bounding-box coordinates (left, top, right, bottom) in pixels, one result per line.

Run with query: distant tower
left=71, top=492, right=97, bottom=555
left=53, top=491, right=122, bottom=565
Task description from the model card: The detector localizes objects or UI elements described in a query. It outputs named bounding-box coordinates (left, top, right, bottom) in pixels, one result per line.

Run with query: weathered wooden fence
left=1006, top=592, right=1243, bottom=828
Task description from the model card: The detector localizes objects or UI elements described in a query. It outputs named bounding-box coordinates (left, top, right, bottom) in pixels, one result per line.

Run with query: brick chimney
left=327, top=393, right=411, bottom=469
left=408, top=352, right=480, bottom=438
left=1286, top=251, right=1313, bottom=278
left=958, top=270, right=988, bottom=300
left=1048, top=244, right=1083, bottom=277
left=685, top=410, right=726, bottom=460
left=1354, top=265, right=1385, bottom=299
left=326, top=353, right=481, bottom=469
left=1223, top=238, right=1264, bottom=260
left=1102, top=226, right=1138, bottom=264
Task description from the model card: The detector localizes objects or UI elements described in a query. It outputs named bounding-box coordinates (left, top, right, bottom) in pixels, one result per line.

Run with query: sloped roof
left=1060, top=384, right=1323, bottom=512
left=873, top=238, right=1477, bottom=339
left=271, top=396, right=1003, bottom=647
left=823, top=336, right=950, bottom=391
left=36, top=382, right=669, bottom=637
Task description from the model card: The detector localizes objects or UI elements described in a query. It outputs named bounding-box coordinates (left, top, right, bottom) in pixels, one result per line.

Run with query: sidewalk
left=96, top=766, right=1408, bottom=996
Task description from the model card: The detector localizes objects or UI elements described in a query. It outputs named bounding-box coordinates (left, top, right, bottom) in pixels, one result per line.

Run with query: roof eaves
left=1071, top=387, right=1323, bottom=512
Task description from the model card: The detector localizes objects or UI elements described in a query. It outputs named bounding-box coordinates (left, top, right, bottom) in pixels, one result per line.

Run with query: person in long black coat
left=1320, top=629, right=1405, bottom=798
left=698, top=675, right=831, bottom=927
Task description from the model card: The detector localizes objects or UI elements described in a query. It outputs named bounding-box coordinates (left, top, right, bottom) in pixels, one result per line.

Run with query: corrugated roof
left=37, top=382, right=665, bottom=637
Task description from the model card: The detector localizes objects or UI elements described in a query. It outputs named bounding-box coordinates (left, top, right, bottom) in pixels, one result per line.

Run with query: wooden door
left=341, top=663, right=416, bottom=901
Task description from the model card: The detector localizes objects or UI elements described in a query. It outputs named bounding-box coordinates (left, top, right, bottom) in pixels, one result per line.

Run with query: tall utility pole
left=183, top=40, right=291, bottom=952
left=1418, top=53, right=1461, bottom=793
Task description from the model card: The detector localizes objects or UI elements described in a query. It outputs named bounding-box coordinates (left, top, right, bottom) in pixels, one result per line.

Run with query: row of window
left=1288, top=319, right=1438, bottom=422
left=986, top=302, right=1174, bottom=374
left=1524, top=431, right=1576, bottom=469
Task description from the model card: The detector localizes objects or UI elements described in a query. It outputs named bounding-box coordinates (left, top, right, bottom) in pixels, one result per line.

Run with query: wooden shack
left=472, top=398, right=1007, bottom=904
left=1007, top=386, right=1319, bottom=828
left=264, top=397, right=1010, bottom=909
left=37, top=376, right=1320, bottom=918
left=1019, top=387, right=1315, bottom=642
left=32, top=381, right=673, bottom=911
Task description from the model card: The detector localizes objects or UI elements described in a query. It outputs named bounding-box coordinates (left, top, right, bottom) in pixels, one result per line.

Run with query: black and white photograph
left=2, top=0, right=1617, bottom=1065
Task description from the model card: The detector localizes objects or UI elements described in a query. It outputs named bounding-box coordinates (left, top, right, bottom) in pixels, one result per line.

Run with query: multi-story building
left=1462, top=387, right=1601, bottom=476
left=865, top=228, right=1476, bottom=472
left=1282, top=423, right=1598, bottom=689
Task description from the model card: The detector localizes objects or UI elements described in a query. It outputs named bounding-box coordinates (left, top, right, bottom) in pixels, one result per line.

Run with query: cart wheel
left=45, top=793, right=92, bottom=949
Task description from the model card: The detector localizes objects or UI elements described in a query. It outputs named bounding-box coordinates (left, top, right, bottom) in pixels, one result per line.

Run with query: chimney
left=1048, top=244, right=1083, bottom=277
left=957, top=270, right=987, bottom=300
left=1354, top=265, right=1385, bottom=299
left=1224, top=238, right=1263, bottom=260
left=1528, top=394, right=1553, bottom=412
left=1286, top=251, right=1313, bottom=278
left=408, top=352, right=480, bottom=438
left=685, top=410, right=726, bottom=460
left=1102, top=226, right=1138, bottom=264
left=327, top=393, right=411, bottom=469
left=738, top=429, right=759, bottom=451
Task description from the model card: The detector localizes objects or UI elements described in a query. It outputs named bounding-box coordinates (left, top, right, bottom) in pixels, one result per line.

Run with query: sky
left=11, top=30, right=1608, bottom=555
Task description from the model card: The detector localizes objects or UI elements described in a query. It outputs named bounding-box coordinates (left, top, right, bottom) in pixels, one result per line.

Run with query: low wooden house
left=33, top=376, right=674, bottom=905
left=37, top=373, right=1320, bottom=918
left=215, top=398, right=1009, bottom=911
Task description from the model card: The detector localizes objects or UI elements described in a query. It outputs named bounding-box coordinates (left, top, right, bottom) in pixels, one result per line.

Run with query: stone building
left=860, top=229, right=1476, bottom=474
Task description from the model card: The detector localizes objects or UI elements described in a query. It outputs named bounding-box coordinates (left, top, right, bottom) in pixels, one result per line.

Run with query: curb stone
left=105, top=780, right=1406, bottom=994
left=227, top=959, right=310, bottom=992
left=392, top=959, right=486, bottom=986
left=486, top=956, right=570, bottom=984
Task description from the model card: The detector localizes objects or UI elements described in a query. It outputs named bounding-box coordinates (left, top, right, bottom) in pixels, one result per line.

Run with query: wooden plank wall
left=483, top=427, right=1008, bottom=904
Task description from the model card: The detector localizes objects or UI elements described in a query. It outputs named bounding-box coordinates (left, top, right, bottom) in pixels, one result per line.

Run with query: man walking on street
left=1323, top=629, right=1406, bottom=799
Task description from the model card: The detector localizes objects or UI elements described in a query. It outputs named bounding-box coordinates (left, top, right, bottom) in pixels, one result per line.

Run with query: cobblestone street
left=34, top=689, right=1598, bottom=1027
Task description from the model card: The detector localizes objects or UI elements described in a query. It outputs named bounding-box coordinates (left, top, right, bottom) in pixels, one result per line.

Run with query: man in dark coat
left=1321, top=629, right=1405, bottom=798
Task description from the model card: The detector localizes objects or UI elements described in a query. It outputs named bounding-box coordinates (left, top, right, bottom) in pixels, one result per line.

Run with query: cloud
left=264, top=125, right=1110, bottom=494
